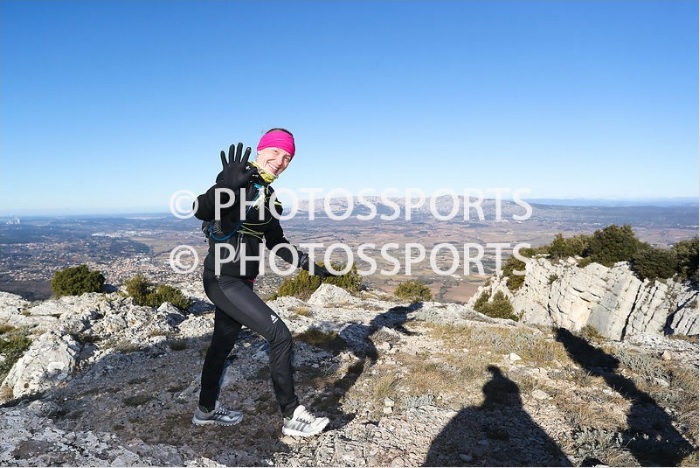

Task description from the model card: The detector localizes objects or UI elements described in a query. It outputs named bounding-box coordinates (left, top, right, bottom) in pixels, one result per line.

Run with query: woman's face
left=256, top=147, right=292, bottom=176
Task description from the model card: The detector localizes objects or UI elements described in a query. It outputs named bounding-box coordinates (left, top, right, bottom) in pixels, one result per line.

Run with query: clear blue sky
left=1, top=0, right=697, bottom=215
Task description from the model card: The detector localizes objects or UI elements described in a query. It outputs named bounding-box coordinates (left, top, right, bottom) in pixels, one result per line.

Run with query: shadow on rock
left=314, top=303, right=421, bottom=429
left=555, top=328, right=695, bottom=466
left=424, top=365, right=572, bottom=466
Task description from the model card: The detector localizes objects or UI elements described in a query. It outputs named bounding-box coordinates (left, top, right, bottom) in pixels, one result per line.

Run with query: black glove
left=299, top=254, right=336, bottom=278
left=313, top=264, right=335, bottom=279
left=220, top=143, right=256, bottom=189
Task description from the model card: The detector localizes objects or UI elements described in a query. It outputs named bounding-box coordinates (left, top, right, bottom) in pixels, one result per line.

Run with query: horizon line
left=1, top=195, right=699, bottom=218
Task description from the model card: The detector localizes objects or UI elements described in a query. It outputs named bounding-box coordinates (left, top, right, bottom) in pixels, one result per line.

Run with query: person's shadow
left=314, top=303, right=420, bottom=428
left=424, top=365, right=572, bottom=466
left=555, top=328, right=694, bottom=466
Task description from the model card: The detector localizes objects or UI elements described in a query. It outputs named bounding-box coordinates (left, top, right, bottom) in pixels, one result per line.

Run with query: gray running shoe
left=192, top=405, right=243, bottom=426
left=282, top=405, right=329, bottom=437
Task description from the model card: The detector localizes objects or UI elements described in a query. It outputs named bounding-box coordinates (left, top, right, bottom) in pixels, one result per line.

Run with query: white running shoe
left=192, top=405, right=243, bottom=426
left=282, top=405, right=329, bottom=437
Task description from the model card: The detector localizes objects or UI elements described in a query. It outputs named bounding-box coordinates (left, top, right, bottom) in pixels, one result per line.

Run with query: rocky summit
left=0, top=275, right=697, bottom=466
left=469, top=258, right=698, bottom=340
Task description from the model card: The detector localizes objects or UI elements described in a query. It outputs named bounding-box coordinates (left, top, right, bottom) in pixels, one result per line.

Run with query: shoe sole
left=192, top=416, right=243, bottom=426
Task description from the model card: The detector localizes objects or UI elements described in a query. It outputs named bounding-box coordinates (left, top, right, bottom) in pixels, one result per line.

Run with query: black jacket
left=194, top=174, right=306, bottom=278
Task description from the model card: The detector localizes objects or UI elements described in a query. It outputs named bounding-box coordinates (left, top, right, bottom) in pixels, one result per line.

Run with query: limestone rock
left=307, top=283, right=360, bottom=307
left=0, top=291, right=58, bottom=330
left=469, top=257, right=698, bottom=340
left=3, top=330, right=81, bottom=398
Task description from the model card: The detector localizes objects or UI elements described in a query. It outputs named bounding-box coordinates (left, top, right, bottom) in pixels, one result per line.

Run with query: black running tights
left=199, top=270, right=299, bottom=417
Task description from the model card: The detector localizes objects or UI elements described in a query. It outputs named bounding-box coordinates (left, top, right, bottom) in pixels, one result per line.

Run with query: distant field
left=0, top=201, right=697, bottom=303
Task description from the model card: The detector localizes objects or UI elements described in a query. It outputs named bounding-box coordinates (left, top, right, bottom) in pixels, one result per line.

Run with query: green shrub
left=0, top=332, right=32, bottom=379
left=394, top=279, right=433, bottom=303
left=538, top=227, right=698, bottom=275
left=672, top=236, right=699, bottom=285
left=473, top=290, right=519, bottom=321
left=51, top=264, right=105, bottom=298
left=275, top=263, right=362, bottom=300
left=323, top=263, right=363, bottom=293
left=585, top=224, right=640, bottom=267
left=125, top=274, right=150, bottom=305
left=535, top=228, right=697, bottom=286
left=518, top=246, right=542, bottom=257
left=124, top=275, right=191, bottom=311
left=547, top=233, right=591, bottom=260
left=275, top=270, right=322, bottom=300
left=627, top=237, right=698, bottom=284
left=502, top=255, right=527, bottom=292
left=149, top=284, right=192, bottom=310
left=632, top=245, right=678, bottom=281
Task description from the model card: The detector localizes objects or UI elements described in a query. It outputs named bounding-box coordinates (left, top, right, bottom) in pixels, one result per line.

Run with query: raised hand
left=220, top=142, right=256, bottom=189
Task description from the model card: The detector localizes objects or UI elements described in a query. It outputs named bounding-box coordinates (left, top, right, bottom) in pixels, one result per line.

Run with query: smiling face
left=256, top=147, right=292, bottom=176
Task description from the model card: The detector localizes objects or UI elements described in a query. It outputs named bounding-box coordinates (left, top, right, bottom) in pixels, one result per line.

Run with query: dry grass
left=425, top=322, right=570, bottom=366
left=609, top=348, right=699, bottom=444
left=670, top=334, right=699, bottom=345
left=111, top=341, right=143, bottom=354
left=289, top=306, right=311, bottom=317
left=372, top=374, right=399, bottom=401
left=0, top=384, right=13, bottom=402
left=514, top=373, right=541, bottom=394
left=372, top=320, right=698, bottom=464
left=294, top=328, right=346, bottom=353
left=656, top=363, right=698, bottom=444
left=681, top=450, right=699, bottom=467
left=568, top=368, right=602, bottom=387
left=290, top=316, right=698, bottom=465
left=570, top=401, right=628, bottom=432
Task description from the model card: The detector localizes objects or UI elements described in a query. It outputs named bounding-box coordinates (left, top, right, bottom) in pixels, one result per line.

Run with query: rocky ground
left=0, top=283, right=698, bottom=467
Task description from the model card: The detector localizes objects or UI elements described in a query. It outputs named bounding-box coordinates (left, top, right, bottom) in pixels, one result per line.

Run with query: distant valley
left=1, top=198, right=697, bottom=302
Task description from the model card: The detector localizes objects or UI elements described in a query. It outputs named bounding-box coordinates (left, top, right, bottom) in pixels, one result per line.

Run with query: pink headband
left=257, top=130, right=296, bottom=158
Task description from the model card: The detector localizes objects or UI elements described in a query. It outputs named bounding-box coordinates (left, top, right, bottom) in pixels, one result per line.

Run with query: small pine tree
left=124, top=274, right=148, bottom=304
left=502, top=255, right=527, bottom=292
left=51, top=264, right=105, bottom=298
left=124, top=274, right=192, bottom=311
left=394, top=279, right=432, bottom=303
left=324, top=263, right=363, bottom=294
left=275, top=263, right=362, bottom=300
left=473, top=290, right=519, bottom=321
left=149, top=284, right=193, bottom=310
left=473, top=290, right=490, bottom=311
left=276, top=270, right=322, bottom=300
